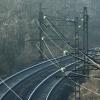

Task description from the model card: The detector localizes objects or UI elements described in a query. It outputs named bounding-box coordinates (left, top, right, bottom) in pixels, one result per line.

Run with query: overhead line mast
left=83, top=7, right=89, bottom=75
left=38, top=3, right=44, bottom=60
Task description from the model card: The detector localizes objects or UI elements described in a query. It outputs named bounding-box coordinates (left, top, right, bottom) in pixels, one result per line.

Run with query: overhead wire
left=68, top=77, right=100, bottom=96
left=44, top=17, right=100, bottom=69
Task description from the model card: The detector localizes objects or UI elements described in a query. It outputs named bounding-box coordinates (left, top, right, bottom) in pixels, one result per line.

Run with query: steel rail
left=28, top=60, right=82, bottom=100
left=0, top=56, right=73, bottom=99
left=0, top=55, right=70, bottom=86
left=45, top=64, right=83, bottom=100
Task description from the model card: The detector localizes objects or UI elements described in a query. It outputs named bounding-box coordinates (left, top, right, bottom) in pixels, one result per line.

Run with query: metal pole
left=74, top=17, right=80, bottom=100
left=83, top=7, right=89, bottom=75
left=83, top=7, right=88, bottom=55
left=38, top=3, right=44, bottom=60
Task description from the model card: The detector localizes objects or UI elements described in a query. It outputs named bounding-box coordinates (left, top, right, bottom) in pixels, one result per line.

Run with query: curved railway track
left=28, top=61, right=82, bottom=100
left=0, top=49, right=97, bottom=100
left=0, top=55, right=79, bottom=100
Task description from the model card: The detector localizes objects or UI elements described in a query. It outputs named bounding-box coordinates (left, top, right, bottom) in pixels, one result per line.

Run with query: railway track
left=0, top=56, right=71, bottom=93
left=28, top=61, right=82, bottom=100
left=0, top=55, right=78, bottom=100
left=0, top=49, right=97, bottom=100
left=45, top=65, right=84, bottom=100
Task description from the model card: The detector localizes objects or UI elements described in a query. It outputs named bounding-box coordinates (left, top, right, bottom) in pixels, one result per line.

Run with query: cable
left=36, top=43, right=60, bottom=68
left=36, top=43, right=78, bottom=74
left=44, top=17, right=73, bottom=49
left=43, top=39, right=63, bottom=69
left=38, top=23, right=90, bottom=64
left=68, top=77, right=100, bottom=96
left=70, top=71, right=100, bottom=81
left=38, top=23, right=63, bottom=51
left=41, top=18, right=100, bottom=97
left=44, top=17, right=100, bottom=69
left=0, top=78, right=23, bottom=100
